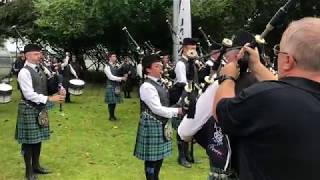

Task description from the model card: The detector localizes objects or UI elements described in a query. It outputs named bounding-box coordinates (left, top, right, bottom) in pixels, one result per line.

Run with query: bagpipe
left=122, top=27, right=145, bottom=56
left=38, top=61, right=62, bottom=96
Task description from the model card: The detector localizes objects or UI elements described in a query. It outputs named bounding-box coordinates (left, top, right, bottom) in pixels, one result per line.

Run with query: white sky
left=3, top=38, right=25, bottom=53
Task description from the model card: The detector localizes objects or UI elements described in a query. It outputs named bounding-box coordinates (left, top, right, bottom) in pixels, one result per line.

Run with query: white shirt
left=18, top=61, right=48, bottom=104
left=140, top=75, right=179, bottom=118
left=178, top=81, right=219, bottom=141
left=104, top=64, right=122, bottom=82
left=136, top=63, right=143, bottom=78
left=174, top=56, right=188, bottom=84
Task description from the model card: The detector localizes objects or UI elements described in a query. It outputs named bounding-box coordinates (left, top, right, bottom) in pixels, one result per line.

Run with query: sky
left=3, top=38, right=25, bottom=53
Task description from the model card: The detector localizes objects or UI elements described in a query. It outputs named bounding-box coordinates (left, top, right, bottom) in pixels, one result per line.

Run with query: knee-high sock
left=154, top=159, right=163, bottom=180
left=108, top=104, right=116, bottom=118
left=145, top=160, right=163, bottom=180
left=32, top=143, right=41, bottom=169
left=22, top=144, right=33, bottom=176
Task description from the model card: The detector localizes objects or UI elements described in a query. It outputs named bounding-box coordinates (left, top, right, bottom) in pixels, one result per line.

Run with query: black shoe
left=109, top=117, right=117, bottom=121
left=178, top=157, right=192, bottom=168
left=33, top=167, right=52, bottom=174
left=186, top=153, right=195, bottom=163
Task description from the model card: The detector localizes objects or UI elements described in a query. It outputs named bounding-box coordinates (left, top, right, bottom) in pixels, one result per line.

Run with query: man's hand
left=238, top=43, right=277, bottom=81
left=122, top=74, right=128, bottom=81
left=48, top=95, right=65, bottom=103
left=58, top=87, right=66, bottom=97
left=240, top=43, right=261, bottom=68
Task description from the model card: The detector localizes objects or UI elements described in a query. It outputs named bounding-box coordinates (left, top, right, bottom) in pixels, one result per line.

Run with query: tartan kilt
left=15, top=102, right=50, bottom=144
left=172, top=116, right=183, bottom=130
left=46, top=101, right=54, bottom=110
left=134, top=112, right=172, bottom=161
left=104, top=85, right=122, bottom=104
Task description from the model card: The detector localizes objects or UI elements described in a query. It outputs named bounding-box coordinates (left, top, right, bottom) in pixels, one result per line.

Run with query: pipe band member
left=104, top=52, right=127, bottom=121
left=134, top=54, right=183, bottom=180
left=15, top=44, right=65, bottom=180
left=172, top=37, right=199, bottom=168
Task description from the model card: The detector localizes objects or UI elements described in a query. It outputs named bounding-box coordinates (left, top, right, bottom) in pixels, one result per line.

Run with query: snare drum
left=68, top=79, right=85, bottom=95
left=0, top=83, right=13, bottom=103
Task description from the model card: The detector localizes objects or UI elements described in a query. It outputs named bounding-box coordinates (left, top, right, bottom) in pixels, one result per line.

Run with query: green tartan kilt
left=46, top=101, right=54, bottom=110
left=134, top=112, right=172, bottom=161
left=104, top=85, right=122, bottom=104
left=172, top=116, right=183, bottom=130
left=15, top=102, right=50, bottom=144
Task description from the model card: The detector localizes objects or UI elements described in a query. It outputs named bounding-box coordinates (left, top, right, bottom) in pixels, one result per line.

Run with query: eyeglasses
left=273, top=44, right=288, bottom=56
left=273, top=44, right=298, bottom=64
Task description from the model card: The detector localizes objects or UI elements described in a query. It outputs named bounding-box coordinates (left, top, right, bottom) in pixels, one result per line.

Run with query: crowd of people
left=11, top=17, right=320, bottom=180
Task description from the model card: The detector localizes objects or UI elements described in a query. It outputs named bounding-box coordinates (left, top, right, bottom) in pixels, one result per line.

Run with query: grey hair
left=282, top=17, right=320, bottom=71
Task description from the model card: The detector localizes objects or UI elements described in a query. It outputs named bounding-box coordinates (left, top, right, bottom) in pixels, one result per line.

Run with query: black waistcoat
left=140, top=78, right=170, bottom=122
left=106, top=63, right=120, bottom=86
left=178, top=57, right=199, bottom=83
left=20, top=65, right=48, bottom=107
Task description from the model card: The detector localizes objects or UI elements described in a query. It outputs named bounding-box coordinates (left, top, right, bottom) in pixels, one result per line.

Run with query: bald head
left=280, top=17, right=320, bottom=72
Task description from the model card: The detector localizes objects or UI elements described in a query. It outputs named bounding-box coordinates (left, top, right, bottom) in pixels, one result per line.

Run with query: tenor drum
left=69, top=79, right=85, bottom=95
left=0, top=83, right=13, bottom=103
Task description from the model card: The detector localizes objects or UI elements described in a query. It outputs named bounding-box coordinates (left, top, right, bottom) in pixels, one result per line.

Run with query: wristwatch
left=218, top=75, right=236, bottom=84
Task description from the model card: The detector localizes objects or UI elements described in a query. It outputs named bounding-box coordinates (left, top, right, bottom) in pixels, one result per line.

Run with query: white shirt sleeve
left=18, top=68, right=48, bottom=104
left=140, top=82, right=179, bottom=118
left=175, top=61, right=187, bottom=83
left=137, top=64, right=143, bottom=78
left=69, top=64, right=78, bottom=78
left=61, top=56, right=69, bottom=70
left=104, top=65, right=122, bottom=82
left=178, top=82, right=219, bottom=140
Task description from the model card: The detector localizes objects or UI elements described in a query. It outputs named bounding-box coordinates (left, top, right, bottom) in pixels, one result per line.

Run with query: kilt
left=46, top=101, right=54, bottom=110
left=104, top=84, right=122, bottom=104
left=134, top=112, right=172, bottom=161
left=15, top=102, right=50, bottom=144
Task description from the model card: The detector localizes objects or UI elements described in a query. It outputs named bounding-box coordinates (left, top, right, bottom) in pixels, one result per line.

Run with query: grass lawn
left=0, top=80, right=209, bottom=180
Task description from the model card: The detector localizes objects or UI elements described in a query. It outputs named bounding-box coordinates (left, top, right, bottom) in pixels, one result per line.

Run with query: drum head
left=69, top=79, right=85, bottom=86
left=0, top=83, right=12, bottom=91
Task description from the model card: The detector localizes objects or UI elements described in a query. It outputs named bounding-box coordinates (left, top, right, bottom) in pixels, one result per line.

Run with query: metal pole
left=173, top=0, right=180, bottom=63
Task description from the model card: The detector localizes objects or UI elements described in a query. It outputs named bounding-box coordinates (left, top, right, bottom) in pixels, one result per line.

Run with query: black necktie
left=157, top=79, right=166, bottom=88
left=35, top=66, right=40, bottom=73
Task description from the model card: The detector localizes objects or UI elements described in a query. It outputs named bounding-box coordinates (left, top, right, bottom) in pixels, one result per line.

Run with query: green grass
left=0, top=80, right=209, bottom=180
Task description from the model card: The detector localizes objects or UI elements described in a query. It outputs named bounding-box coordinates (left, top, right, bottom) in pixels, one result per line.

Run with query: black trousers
left=144, top=159, right=163, bottom=180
